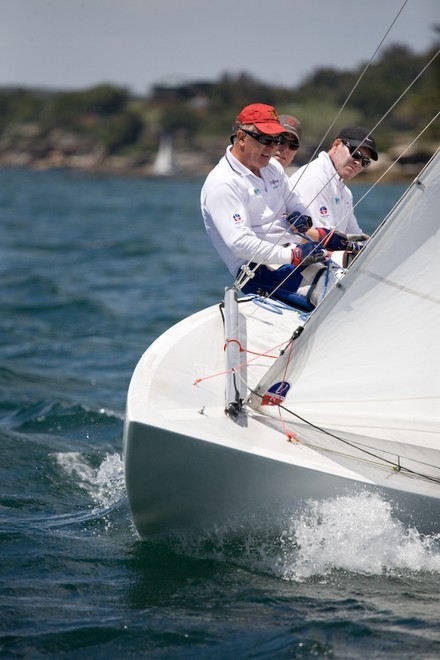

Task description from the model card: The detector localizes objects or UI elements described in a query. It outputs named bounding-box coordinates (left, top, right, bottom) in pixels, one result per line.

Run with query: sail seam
left=364, top=271, right=440, bottom=304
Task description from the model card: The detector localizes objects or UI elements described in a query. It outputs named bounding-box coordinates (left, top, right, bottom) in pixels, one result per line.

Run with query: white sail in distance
left=153, top=133, right=174, bottom=176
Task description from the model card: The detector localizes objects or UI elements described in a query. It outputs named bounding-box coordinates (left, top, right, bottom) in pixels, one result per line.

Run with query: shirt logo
left=335, top=197, right=341, bottom=205
left=268, top=178, right=280, bottom=189
left=232, top=213, right=242, bottom=223
left=319, top=206, right=329, bottom=216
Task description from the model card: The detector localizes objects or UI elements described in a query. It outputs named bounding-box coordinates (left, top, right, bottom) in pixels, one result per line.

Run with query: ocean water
left=1, top=167, right=440, bottom=658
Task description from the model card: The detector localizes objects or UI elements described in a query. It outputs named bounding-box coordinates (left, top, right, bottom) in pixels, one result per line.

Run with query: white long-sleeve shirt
left=290, top=151, right=364, bottom=235
left=201, top=147, right=306, bottom=276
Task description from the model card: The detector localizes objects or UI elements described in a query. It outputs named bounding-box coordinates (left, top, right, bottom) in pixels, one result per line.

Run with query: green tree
left=100, top=109, right=144, bottom=153
left=80, top=84, right=129, bottom=116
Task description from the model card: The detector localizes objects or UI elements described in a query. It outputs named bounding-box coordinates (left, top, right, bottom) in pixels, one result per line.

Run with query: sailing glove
left=346, top=240, right=366, bottom=253
left=291, top=242, right=327, bottom=267
left=285, top=211, right=313, bottom=233
left=316, top=228, right=349, bottom=251
left=343, top=240, right=365, bottom=265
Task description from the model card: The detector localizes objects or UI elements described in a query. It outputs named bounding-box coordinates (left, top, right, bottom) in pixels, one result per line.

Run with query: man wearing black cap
left=291, top=127, right=378, bottom=242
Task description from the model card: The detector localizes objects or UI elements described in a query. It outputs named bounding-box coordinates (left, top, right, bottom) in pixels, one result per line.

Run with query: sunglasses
left=241, top=129, right=285, bottom=147
left=279, top=138, right=300, bottom=150
left=342, top=140, right=371, bottom=168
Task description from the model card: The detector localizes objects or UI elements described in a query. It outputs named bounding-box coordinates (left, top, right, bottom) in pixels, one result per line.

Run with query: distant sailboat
left=152, top=133, right=174, bottom=176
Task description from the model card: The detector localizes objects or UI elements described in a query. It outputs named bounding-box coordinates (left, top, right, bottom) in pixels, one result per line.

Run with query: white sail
left=248, top=150, right=440, bottom=446
left=152, top=133, right=174, bottom=176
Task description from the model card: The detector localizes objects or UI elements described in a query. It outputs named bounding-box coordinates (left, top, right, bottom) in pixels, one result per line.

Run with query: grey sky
left=1, top=0, right=438, bottom=95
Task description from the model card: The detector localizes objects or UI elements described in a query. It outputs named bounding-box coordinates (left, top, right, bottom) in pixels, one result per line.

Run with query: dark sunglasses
left=241, top=128, right=285, bottom=147
left=279, top=137, right=300, bottom=150
left=342, top=140, right=371, bottom=168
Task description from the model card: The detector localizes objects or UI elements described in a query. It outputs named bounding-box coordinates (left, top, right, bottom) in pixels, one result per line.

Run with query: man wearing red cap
left=201, top=104, right=338, bottom=310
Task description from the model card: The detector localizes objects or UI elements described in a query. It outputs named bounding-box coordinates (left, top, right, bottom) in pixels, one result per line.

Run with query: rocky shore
left=0, top=133, right=436, bottom=182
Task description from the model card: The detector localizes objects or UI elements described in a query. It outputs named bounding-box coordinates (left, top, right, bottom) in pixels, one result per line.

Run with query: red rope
left=193, top=338, right=289, bottom=385
left=195, top=335, right=300, bottom=444
left=223, top=338, right=279, bottom=359
left=275, top=339, right=301, bottom=441
left=278, top=406, right=299, bottom=442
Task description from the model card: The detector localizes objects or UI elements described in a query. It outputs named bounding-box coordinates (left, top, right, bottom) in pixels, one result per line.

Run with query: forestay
left=247, top=150, right=440, bottom=446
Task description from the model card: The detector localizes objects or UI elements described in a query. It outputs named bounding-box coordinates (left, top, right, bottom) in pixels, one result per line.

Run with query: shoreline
left=0, top=159, right=426, bottom=186
left=1, top=137, right=437, bottom=183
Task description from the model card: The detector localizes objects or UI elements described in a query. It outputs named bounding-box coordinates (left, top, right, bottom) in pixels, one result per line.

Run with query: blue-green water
left=1, top=168, right=440, bottom=658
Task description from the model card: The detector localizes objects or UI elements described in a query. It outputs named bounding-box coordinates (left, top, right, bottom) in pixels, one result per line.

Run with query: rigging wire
left=207, top=1, right=440, bottom=488
left=294, top=49, right=440, bottom=248
left=234, top=87, right=439, bottom=306
left=236, top=144, right=440, bottom=484
left=245, top=382, right=440, bottom=485
left=351, top=114, right=440, bottom=216
left=360, top=48, right=439, bottom=152
left=302, top=0, right=412, bottom=164
left=232, top=2, right=439, bottom=295
left=206, top=313, right=440, bottom=486
left=223, top=330, right=440, bottom=486
left=222, top=2, right=440, bottom=398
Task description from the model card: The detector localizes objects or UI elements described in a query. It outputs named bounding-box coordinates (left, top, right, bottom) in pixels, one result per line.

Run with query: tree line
left=0, top=41, right=438, bottom=173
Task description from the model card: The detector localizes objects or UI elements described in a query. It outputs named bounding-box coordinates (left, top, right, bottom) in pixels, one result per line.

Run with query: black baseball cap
left=336, top=126, right=378, bottom=160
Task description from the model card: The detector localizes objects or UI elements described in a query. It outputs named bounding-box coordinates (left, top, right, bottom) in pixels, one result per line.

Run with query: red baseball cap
left=236, top=103, right=286, bottom=135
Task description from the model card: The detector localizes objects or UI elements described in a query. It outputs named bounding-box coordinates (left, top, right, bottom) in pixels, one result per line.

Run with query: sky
left=1, top=0, right=438, bottom=96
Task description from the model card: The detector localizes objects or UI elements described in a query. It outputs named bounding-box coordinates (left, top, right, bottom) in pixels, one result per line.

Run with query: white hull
left=123, top=298, right=440, bottom=538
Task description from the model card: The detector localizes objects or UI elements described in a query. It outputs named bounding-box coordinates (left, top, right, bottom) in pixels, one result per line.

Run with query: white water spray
left=280, top=492, right=440, bottom=580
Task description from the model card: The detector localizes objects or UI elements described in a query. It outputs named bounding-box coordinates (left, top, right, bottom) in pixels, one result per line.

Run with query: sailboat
left=123, top=149, right=440, bottom=539
left=152, top=133, right=174, bottom=176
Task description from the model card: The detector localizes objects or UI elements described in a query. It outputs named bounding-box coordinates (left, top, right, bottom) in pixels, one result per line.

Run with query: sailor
left=200, top=103, right=340, bottom=310
left=290, top=127, right=379, bottom=264
left=273, top=114, right=302, bottom=170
